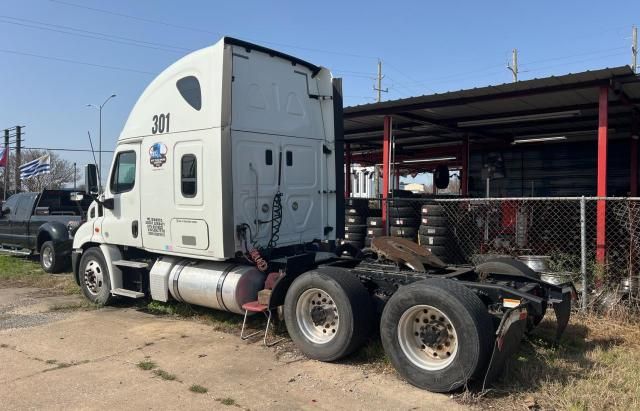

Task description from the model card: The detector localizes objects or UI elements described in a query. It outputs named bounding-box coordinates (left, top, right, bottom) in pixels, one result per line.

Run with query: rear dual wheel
left=284, top=268, right=374, bottom=361
left=380, top=278, right=493, bottom=392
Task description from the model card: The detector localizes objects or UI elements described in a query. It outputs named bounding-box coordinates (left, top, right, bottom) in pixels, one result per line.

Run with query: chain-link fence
left=346, top=196, right=640, bottom=308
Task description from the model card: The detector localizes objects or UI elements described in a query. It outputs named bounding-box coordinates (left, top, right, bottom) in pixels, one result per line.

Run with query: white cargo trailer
left=72, top=37, right=573, bottom=393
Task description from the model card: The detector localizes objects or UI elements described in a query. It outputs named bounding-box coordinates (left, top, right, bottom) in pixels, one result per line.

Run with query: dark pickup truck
left=0, top=190, right=92, bottom=272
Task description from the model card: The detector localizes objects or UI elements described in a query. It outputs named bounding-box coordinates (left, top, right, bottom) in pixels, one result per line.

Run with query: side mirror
left=70, top=192, right=84, bottom=202
left=85, top=164, right=99, bottom=195
left=1, top=206, right=9, bottom=216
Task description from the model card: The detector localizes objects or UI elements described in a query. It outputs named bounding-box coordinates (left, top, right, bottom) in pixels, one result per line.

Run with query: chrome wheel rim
left=83, top=259, right=104, bottom=296
left=296, top=288, right=340, bottom=344
left=397, top=305, right=458, bottom=371
left=42, top=247, right=53, bottom=269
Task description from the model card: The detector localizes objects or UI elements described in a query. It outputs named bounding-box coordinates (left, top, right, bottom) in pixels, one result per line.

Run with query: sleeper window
left=181, top=154, right=197, bottom=197
left=176, top=76, right=202, bottom=111
left=110, top=151, right=136, bottom=194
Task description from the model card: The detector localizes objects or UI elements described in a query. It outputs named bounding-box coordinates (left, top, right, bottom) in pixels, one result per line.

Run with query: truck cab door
left=100, top=143, right=142, bottom=248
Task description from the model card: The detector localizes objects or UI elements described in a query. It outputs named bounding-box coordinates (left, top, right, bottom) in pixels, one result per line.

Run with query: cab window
left=110, top=151, right=136, bottom=194
left=181, top=154, right=197, bottom=197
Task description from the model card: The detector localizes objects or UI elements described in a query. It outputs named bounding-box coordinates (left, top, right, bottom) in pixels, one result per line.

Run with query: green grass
left=146, top=300, right=244, bottom=333
left=0, top=255, right=78, bottom=294
left=0, top=255, right=43, bottom=280
left=217, top=397, right=236, bottom=406
left=153, top=369, right=177, bottom=381
left=137, top=360, right=157, bottom=371
left=189, top=384, right=208, bottom=394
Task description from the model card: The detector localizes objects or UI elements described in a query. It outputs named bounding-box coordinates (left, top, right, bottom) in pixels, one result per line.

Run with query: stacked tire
left=365, top=215, right=384, bottom=247
left=419, top=203, right=450, bottom=261
left=343, top=198, right=371, bottom=250
left=388, top=202, right=419, bottom=241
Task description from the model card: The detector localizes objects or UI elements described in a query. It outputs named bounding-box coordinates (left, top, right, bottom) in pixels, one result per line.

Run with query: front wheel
left=78, top=247, right=112, bottom=305
left=380, top=278, right=494, bottom=392
left=284, top=268, right=374, bottom=361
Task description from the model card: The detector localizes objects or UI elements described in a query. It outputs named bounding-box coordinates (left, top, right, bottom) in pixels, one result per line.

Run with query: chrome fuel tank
left=168, top=261, right=265, bottom=314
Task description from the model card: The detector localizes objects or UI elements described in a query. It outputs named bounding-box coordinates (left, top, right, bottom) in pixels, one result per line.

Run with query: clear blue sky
left=1, top=0, right=638, bottom=180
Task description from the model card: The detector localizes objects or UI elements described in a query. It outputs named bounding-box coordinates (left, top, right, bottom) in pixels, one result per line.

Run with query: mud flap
left=553, top=286, right=573, bottom=343
left=482, top=306, right=528, bottom=389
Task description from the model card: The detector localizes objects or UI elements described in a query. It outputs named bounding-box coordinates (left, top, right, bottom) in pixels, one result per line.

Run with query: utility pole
left=14, top=126, right=21, bottom=193
left=3, top=129, right=8, bottom=201
left=373, top=59, right=388, bottom=102
left=632, top=25, right=638, bottom=74
left=507, top=48, right=519, bottom=82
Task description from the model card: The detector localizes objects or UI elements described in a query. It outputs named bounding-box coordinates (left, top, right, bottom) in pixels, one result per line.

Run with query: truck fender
left=37, top=222, right=71, bottom=252
left=99, top=244, right=123, bottom=291
left=475, top=257, right=540, bottom=281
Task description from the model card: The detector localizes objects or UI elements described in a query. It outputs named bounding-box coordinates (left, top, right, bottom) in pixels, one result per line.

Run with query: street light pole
left=87, top=93, right=116, bottom=184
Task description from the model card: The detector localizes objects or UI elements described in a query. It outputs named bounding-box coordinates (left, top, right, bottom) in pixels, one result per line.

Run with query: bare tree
left=0, top=150, right=78, bottom=194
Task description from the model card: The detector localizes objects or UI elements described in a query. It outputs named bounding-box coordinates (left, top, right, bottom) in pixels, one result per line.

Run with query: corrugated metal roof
left=345, top=66, right=636, bottom=114
left=343, top=66, right=640, bottom=156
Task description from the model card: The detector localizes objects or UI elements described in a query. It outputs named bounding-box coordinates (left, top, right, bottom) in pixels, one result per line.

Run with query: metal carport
left=342, top=66, right=640, bottom=263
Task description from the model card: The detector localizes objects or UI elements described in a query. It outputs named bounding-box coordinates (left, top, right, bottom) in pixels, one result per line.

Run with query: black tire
left=367, top=217, right=383, bottom=227
left=421, top=204, right=445, bottom=216
left=390, top=217, right=419, bottom=227
left=340, top=239, right=364, bottom=249
left=344, top=232, right=365, bottom=241
left=344, top=224, right=366, bottom=233
left=421, top=216, right=448, bottom=227
left=380, top=278, right=494, bottom=392
left=368, top=208, right=382, bottom=217
left=418, top=235, right=448, bottom=247
left=390, top=226, right=417, bottom=238
left=345, top=207, right=365, bottom=216
left=39, top=241, right=67, bottom=274
left=345, top=215, right=364, bottom=225
left=389, top=206, right=416, bottom=218
left=284, top=268, right=374, bottom=361
left=346, top=198, right=368, bottom=208
left=78, top=247, right=112, bottom=305
left=419, top=225, right=448, bottom=236
left=421, top=244, right=447, bottom=255
left=366, top=227, right=385, bottom=237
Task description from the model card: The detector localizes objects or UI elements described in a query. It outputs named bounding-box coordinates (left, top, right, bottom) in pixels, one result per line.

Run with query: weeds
left=153, top=369, right=177, bottom=381
left=217, top=397, right=236, bottom=406
left=137, top=360, right=157, bottom=371
left=189, top=384, right=208, bottom=394
left=464, top=312, right=640, bottom=410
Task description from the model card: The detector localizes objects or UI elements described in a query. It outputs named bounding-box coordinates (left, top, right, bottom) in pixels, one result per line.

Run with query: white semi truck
left=72, top=37, right=573, bottom=393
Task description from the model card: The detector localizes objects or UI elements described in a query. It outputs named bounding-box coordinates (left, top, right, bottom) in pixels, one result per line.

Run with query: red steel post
left=382, top=116, right=391, bottom=231
left=596, top=86, right=608, bottom=264
left=345, top=143, right=352, bottom=198
left=461, top=137, right=469, bottom=196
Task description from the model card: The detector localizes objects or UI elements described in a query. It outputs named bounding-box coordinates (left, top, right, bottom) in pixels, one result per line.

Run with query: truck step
left=113, top=260, right=149, bottom=269
left=112, top=288, right=145, bottom=299
left=0, top=247, right=31, bottom=256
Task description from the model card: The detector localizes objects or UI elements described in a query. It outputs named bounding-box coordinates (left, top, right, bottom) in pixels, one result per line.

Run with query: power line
left=11, top=147, right=115, bottom=153
left=385, top=61, right=436, bottom=94
left=49, top=0, right=378, bottom=60
left=0, top=48, right=155, bottom=75
left=0, top=15, right=190, bottom=54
